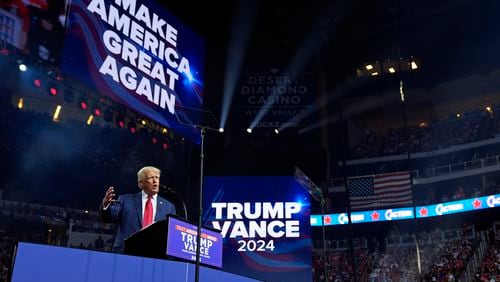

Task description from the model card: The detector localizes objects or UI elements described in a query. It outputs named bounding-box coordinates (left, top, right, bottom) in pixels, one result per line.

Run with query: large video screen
left=203, top=176, right=312, bottom=282
left=60, top=0, right=205, bottom=143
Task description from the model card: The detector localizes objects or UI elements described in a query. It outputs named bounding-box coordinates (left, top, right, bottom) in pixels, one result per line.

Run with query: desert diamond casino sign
left=61, top=0, right=205, bottom=143
left=235, top=69, right=315, bottom=130
left=203, top=176, right=312, bottom=282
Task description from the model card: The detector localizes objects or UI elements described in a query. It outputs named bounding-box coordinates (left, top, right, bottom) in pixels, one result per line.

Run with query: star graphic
left=472, top=199, right=482, bottom=209
left=371, top=211, right=380, bottom=221
left=419, top=207, right=428, bottom=216
left=324, top=215, right=332, bottom=225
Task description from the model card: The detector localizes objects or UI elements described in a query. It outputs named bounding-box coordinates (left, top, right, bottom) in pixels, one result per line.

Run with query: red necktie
left=143, top=196, right=153, bottom=227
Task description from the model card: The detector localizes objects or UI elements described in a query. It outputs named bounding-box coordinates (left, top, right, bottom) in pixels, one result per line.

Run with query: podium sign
left=166, top=216, right=223, bottom=268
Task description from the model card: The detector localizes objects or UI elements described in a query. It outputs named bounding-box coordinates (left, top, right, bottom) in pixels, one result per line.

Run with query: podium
left=123, top=217, right=170, bottom=259
left=124, top=215, right=223, bottom=268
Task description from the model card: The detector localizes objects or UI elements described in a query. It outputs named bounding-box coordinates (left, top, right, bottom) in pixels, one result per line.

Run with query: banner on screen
left=203, top=176, right=312, bottom=282
left=61, top=0, right=205, bottom=143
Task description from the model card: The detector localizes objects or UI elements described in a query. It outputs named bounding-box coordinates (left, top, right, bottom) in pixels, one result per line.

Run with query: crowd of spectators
left=421, top=239, right=474, bottom=281
left=351, top=108, right=495, bottom=160
left=311, top=225, right=495, bottom=282
left=0, top=200, right=114, bottom=281
left=413, top=175, right=500, bottom=206
left=478, top=233, right=500, bottom=282
left=415, top=184, right=482, bottom=206
left=0, top=104, right=186, bottom=209
left=313, top=251, right=363, bottom=281
left=0, top=225, right=46, bottom=281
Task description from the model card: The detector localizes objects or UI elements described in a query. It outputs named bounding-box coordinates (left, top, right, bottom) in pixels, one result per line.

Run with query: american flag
left=347, top=171, right=413, bottom=210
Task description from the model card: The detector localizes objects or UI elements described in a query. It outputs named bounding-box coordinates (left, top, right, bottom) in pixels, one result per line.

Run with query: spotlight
left=81, top=102, right=88, bottom=109
left=274, top=129, right=279, bottom=134
left=246, top=128, right=252, bottom=133
left=218, top=127, right=224, bottom=133
left=79, top=98, right=88, bottom=110
left=93, top=106, right=101, bottom=116
left=49, top=87, right=57, bottom=96
left=86, top=115, right=94, bottom=125
left=19, top=64, right=27, bottom=72
left=357, top=62, right=381, bottom=77
left=410, top=61, right=418, bottom=70
left=115, top=116, right=125, bottom=128
left=47, top=82, right=58, bottom=96
left=128, top=122, right=136, bottom=134
left=52, top=105, right=62, bottom=121
left=17, top=98, right=23, bottom=109
left=33, top=79, right=42, bottom=88
left=162, top=128, right=168, bottom=134
left=383, top=60, right=399, bottom=74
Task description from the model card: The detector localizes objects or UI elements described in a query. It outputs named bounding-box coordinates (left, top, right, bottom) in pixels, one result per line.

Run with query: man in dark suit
left=100, top=166, right=176, bottom=253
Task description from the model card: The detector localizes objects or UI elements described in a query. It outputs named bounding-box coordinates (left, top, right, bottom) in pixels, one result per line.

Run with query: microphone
left=159, top=184, right=188, bottom=220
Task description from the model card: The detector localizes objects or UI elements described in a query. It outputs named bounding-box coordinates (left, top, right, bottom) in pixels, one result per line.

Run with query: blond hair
left=137, top=166, right=161, bottom=183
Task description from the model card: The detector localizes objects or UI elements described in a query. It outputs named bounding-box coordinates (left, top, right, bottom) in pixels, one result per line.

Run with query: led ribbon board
left=311, top=194, right=500, bottom=226
left=416, top=194, right=500, bottom=218
left=61, top=0, right=205, bottom=143
left=203, top=176, right=312, bottom=282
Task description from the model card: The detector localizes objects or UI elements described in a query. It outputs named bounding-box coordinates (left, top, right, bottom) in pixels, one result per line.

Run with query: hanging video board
left=61, top=0, right=205, bottom=143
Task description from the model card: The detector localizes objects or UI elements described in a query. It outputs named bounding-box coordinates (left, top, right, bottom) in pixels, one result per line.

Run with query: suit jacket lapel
left=134, top=192, right=142, bottom=226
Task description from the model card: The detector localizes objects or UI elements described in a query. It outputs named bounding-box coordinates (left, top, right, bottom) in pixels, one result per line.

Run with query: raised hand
left=102, top=186, right=117, bottom=207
